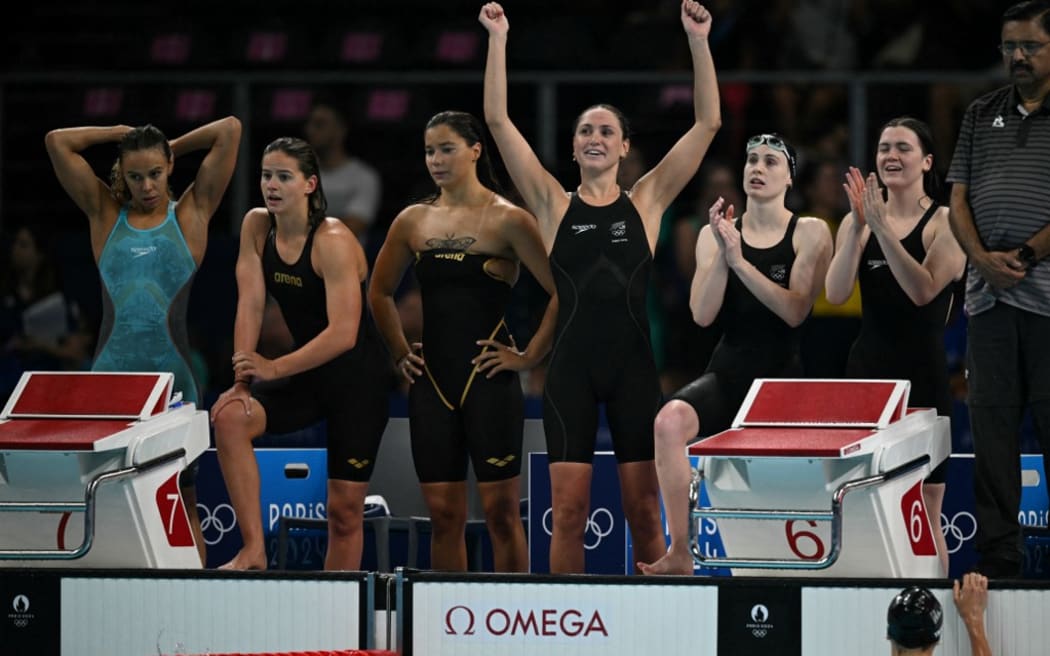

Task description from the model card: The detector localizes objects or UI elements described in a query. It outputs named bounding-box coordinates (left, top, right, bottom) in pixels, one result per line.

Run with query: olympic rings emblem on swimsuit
left=197, top=502, right=238, bottom=546
left=542, top=507, right=616, bottom=550
left=940, top=511, right=977, bottom=554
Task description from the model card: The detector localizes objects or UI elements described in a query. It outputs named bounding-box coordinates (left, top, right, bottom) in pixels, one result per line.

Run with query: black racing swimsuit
left=846, top=204, right=952, bottom=483
left=409, top=249, right=524, bottom=483
left=253, top=220, right=390, bottom=482
left=672, top=214, right=803, bottom=437
left=543, top=192, right=660, bottom=463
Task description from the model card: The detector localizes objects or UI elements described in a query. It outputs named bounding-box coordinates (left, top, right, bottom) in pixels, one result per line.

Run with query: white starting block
left=0, top=371, right=208, bottom=568
left=688, top=379, right=949, bottom=577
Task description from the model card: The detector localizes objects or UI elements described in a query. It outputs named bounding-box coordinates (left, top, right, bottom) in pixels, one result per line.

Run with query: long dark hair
left=263, top=137, right=328, bottom=229
left=879, top=117, right=940, bottom=200
left=109, top=124, right=174, bottom=206
left=420, top=110, right=502, bottom=204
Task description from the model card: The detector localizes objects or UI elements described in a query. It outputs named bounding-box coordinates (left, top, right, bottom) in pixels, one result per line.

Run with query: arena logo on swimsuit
left=434, top=252, right=466, bottom=262
left=443, top=604, right=609, bottom=640
left=272, top=271, right=303, bottom=287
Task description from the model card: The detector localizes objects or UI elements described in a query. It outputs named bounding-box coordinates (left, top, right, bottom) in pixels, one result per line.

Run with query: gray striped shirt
left=947, top=84, right=1050, bottom=317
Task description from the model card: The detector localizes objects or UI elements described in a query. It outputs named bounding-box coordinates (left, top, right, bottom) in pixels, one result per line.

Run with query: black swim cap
left=887, top=586, right=943, bottom=649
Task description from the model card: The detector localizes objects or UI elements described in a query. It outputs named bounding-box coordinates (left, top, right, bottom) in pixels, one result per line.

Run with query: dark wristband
left=1018, top=244, right=1037, bottom=268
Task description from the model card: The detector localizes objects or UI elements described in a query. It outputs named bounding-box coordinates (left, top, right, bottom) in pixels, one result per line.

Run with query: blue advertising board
left=941, top=454, right=1049, bottom=579
left=528, top=452, right=629, bottom=574
left=195, top=448, right=329, bottom=569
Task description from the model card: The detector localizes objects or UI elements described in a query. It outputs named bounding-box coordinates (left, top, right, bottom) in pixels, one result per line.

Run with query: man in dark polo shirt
left=946, top=0, right=1050, bottom=579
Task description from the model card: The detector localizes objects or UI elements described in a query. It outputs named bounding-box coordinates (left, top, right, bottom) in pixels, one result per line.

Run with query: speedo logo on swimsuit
left=571, top=224, right=597, bottom=235
left=273, top=271, right=303, bottom=287
left=130, top=246, right=157, bottom=258
left=434, top=252, right=466, bottom=261
left=867, top=259, right=888, bottom=270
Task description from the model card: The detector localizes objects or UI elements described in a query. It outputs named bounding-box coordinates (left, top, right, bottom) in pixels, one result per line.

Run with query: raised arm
left=825, top=166, right=867, bottom=304
left=720, top=216, right=832, bottom=327
left=480, top=2, right=566, bottom=237
left=173, top=116, right=243, bottom=228
left=631, top=1, right=721, bottom=238
left=44, top=125, right=131, bottom=223
left=953, top=573, right=993, bottom=656
left=857, top=172, right=964, bottom=305
left=824, top=212, right=866, bottom=304
left=689, top=198, right=732, bottom=327
left=875, top=207, right=965, bottom=306
left=368, top=208, right=424, bottom=383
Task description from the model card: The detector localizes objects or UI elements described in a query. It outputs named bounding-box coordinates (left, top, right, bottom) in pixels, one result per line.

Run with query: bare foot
left=217, top=548, right=267, bottom=570
left=638, top=550, right=694, bottom=576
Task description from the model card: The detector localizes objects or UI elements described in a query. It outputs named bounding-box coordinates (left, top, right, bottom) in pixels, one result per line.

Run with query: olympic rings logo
left=541, top=507, right=615, bottom=550
left=748, top=604, right=771, bottom=638
left=940, top=511, right=977, bottom=554
left=197, top=502, right=238, bottom=546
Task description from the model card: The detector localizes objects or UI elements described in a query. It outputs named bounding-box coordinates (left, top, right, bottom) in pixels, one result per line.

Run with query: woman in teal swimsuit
left=45, top=116, right=242, bottom=563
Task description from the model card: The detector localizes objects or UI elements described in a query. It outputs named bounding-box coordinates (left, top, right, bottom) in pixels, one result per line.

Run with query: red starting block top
left=688, top=426, right=878, bottom=458
left=0, top=418, right=133, bottom=450
left=1, top=371, right=173, bottom=420
left=734, top=379, right=909, bottom=429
